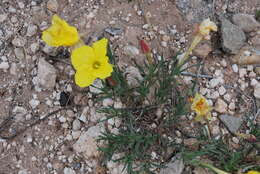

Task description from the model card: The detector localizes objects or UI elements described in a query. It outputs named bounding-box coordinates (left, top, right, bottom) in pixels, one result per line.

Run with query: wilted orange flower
left=191, top=93, right=212, bottom=123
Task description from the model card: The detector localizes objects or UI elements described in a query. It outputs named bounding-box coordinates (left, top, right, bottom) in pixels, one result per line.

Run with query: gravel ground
left=0, top=0, right=259, bottom=174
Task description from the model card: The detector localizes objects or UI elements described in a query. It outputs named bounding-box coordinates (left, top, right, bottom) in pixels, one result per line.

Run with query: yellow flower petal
left=199, top=18, right=217, bottom=38
left=70, top=38, right=113, bottom=87
left=42, top=15, right=79, bottom=47
left=93, top=38, right=108, bottom=58
left=247, top=171, right=260, bottom=174
left=75, top=70, right=96, bottom=88
left=71, top=45, right=95, bottom=70
left=92, top=57, right=113, bottom=79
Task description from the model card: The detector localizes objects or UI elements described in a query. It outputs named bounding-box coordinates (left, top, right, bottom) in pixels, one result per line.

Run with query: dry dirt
left=0, top=0, right=259, bottom=174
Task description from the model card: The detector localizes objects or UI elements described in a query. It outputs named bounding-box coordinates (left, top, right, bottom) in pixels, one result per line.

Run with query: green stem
left=178, top=35, right=203, bottom=67
left=199, top=162, right=231, bottom=174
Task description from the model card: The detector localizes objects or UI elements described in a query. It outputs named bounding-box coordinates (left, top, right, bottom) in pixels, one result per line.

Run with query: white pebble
left=218, top=86, right=226, bottom=95
left=232, top=137, right=239, bottom=144
left=161, top=41, right=167, bottom=47
left=239, top=68, right=247, bottom=78
left=232, top=64, right=238, bottom=73
left=29, top=99, right=40, bottom=109
left=223, top=94, right=231, bottom=101
left=59, top=116, right=66, bottom=123
left=0, top=62, right=9, bottom=70
left=250, top=79, right=258, bottom=86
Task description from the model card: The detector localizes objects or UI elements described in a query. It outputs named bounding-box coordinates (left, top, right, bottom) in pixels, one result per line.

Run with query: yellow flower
left=247, top=171, right=260, bottom=174
left=178, top=18, right=217, bottom=66
left=199, top=18, right=217, bottom=39
left=191, top=93, right=212, bottom=122
left=42, top=15, right=79, bottom=47
left=71, top=38, right=113, bottom=87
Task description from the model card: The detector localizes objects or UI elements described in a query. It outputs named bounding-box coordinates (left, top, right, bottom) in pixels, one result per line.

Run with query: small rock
left=218, top=86, right=226, bottom=96
left=254, top=84, right=260, bottom=99
left=73, top=125, right=102, bottom=159
left=256, top=67, right=260, bottom=75
left=37, top=58, right=57, bottom=89
left=18, top=170, right=28, bottom=174
left=232, top=137, right=239, bottom=144
left=239, top=68, right=247, bottom=78
left=220, top=59, right=227, bottom=67
left=59, top=116, right=66, bottom=123
left=10, top=63, right=17, bottom=75
left=209, top=78, right=221, bottom=88
left=232, top=64, right=239, bottom=73
left=160, top=154, right=184, bottom=174
left=232, top=13, right=260, bottom=32
left=18, top=2, right=25, bottom=8
left=223, top=93, right=232, bottom=101
left=89, top=79, right=103, bottom=94
left=12, top=37, right=26, bottom=47
left=124, top=45, right=139, bottom=57
left=212, top=125, right=220, bottom=136
left=105, top=27, right=123, bottom=36
left=30, top=42, right=39, bottom=53
left=14, top=48, right=25, bottom=59
left=250, top=79, right=258, bottom=86
left=0, top=14, right=7, bottom=23
left=193, top=42, right=212, bottom=58
left=219, top=114, right=242, bottom=133
left=220, top=17, right=246, bottom=54
left=142, top=24, right=150, bottom=30
left=102, top=98, right=114, bottom=107
left=27, top=24, right=38, bottom=37
left=161, top=41, right=168, bottom=47
left=232, top=46, right=260, bottom=65
left=124, top=66, right=143, bottom=87
left=214, top=99, right=227, bottom=113
left=71, top=131, right=81, bottom=139
left=250, top=34, right=260, bottom=48
left=0, top=62, right=9, bottom=70
left=63, top=167, right=76, bottom=174
left=208, top=91, right=220, bottom=99
left=29, top=99, right=40, bottom=109
left=228, top=102, right=236, bottom=110
left=72, top=119, right=81, bottom=130
left=13, top=106, right=27, bottom=121
left=42, top=45, right=58, bottom=56
left=47, top=0, right=59, bottom=12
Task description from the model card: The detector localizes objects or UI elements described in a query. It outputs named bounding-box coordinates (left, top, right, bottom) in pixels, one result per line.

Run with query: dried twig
left=0, top=107, right=69, bottom=140
left=181, top=72, right=213, bottom=79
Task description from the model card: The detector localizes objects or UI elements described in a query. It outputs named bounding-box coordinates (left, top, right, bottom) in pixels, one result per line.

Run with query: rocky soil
left=0, top=0, right=259, bottom=174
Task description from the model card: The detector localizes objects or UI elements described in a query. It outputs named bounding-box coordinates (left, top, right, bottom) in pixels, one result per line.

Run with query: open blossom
left=42, top=15, right=79, bottom=47
left=198, top=18, right=217, bottom=39
left=191, top=93, right=212, bottom=122
left=71, top=38, right=113, bottom=87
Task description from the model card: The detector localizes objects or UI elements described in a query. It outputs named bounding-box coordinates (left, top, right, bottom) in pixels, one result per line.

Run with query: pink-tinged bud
left=140, top=39, right=150, bottom=54
left=106, top=76, right=117, bottom=87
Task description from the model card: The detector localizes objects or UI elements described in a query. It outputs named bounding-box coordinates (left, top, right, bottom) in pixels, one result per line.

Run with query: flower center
left=93, top=61, right=101, bottom=69
left=195, top=99, right=205, bottom=111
